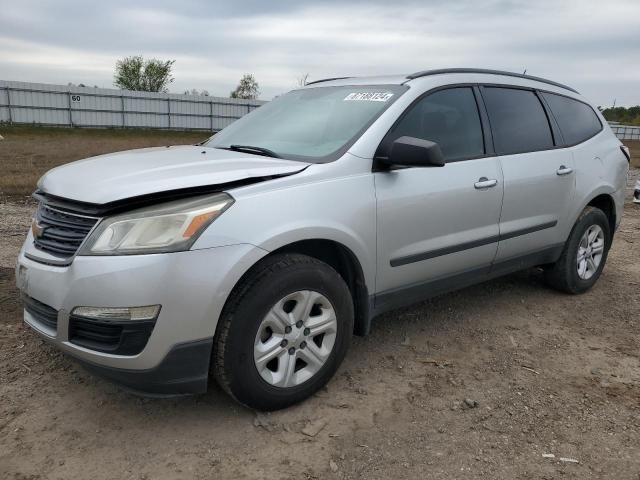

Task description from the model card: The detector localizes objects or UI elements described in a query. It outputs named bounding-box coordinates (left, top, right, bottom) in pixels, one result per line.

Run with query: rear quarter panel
left=568, top=128, right=628, bottom=234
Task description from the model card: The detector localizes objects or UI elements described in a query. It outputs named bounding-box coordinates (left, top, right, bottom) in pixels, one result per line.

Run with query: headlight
left=79, top=193, right=233, bottom=255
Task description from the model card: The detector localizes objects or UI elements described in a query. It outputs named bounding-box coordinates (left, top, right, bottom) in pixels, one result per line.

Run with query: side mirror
left=382, top=136, right=446, bottom=168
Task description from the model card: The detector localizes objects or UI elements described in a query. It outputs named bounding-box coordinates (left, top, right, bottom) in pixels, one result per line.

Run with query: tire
left=212, top=253, right=354, bottom=411
left=544, top=206, right=611, bottom=294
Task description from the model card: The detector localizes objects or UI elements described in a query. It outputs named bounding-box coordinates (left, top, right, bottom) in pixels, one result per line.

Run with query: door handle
left=556, top=165, right=573, bottom=176
left=474, top=177, right=498, bottom=189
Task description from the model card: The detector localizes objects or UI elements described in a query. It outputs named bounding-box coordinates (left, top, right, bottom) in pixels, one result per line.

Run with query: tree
left=230, top=74, right=260, bottom=99
left=183, top=88, right=210, bottom=96
left=114, top=56, right=175, bottom=92
left=601, top=106, right=640, bottom=126
left=297, top=73, right=310, bottom=87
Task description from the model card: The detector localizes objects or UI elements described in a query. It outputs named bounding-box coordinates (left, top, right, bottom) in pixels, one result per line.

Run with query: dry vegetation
left=626, top=139, right=640, bottom=167
left=0, top=126, right=208, bottom=197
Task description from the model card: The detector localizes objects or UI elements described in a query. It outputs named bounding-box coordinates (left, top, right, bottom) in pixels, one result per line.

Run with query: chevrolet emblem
left=32, top=220, right=45, bottom=239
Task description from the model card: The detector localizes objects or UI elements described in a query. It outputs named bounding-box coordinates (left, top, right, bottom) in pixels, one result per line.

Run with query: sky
left=1, top=0, right=639, bottom=106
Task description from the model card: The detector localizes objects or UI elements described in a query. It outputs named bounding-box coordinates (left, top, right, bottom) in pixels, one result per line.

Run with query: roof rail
left=405, top=68, right=578, bottom=94
left=304, top=77, right=351, bottom=86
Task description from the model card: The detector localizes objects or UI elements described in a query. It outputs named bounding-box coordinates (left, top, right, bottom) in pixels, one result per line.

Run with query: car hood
left=37, top=145, right=310, bottom=204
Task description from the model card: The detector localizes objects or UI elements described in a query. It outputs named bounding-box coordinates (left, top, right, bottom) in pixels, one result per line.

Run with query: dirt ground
left=1, top=167, right=639, bottom=479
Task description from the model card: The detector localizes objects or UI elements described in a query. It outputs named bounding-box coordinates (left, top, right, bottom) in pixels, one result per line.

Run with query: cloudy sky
left=1, top=0, right=638, bottom=106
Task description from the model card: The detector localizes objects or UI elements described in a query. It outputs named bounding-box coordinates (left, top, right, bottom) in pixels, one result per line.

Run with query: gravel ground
left=0, top=197, right=34, bottom=268
left=0, top=170, right=638, bottom=480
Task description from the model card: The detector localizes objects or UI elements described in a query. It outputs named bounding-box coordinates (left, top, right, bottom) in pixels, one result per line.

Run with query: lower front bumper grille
left=69, top=316, right=156, bottom=356
left=22, top=295, right=58, bottom=331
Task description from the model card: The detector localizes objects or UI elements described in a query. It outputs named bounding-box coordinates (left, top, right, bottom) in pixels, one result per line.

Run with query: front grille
left=33, top=203, right=99, bottom=258
left=22, top=295, right=58, bottom=331
left=69, top=316, right=156, bottom=356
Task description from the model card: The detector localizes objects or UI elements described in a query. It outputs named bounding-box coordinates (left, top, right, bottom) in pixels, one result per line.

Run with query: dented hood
left=38, top=145, right=309, bottom=204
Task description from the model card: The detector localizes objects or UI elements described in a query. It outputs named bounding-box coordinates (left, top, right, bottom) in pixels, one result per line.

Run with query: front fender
left=192, top=173, right=377, bottom=292
left=255, top=224, right=375, bottom=289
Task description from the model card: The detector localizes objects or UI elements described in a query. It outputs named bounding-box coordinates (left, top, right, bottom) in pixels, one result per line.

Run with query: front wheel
left=212, top=254, right=353, bottom=411
left=544, top=206, right=611, bottom=294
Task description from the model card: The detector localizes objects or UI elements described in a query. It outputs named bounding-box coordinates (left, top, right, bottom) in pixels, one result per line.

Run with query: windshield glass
left=204, top=85, right=407, bottom=162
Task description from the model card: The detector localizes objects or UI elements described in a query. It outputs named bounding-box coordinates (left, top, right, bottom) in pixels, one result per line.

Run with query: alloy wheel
left=576, top=224, right=605, bottom=280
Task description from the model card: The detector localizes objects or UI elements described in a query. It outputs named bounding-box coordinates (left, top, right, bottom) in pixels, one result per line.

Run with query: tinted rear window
left=482, top=87, right=554, bottom=155
left=542, top=92, right=602, bottom=145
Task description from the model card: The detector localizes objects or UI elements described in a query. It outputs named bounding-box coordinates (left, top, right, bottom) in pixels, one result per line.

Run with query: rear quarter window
left=541, top=92, right=602, bottom=145
left=482, top=87, right=554, bottom=155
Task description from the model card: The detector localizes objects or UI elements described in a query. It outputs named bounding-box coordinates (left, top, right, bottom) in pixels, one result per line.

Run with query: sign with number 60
left=71, top=95, right=81, bottom=102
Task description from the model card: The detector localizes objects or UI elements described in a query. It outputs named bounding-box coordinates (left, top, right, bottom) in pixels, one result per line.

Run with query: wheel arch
left=582, top=192, right=617, bottom=236
left=568, top=187, right=618, bottom=242
left=271, top=239, right=372, bottom=336
left=221, top=238, right=373, bottom=337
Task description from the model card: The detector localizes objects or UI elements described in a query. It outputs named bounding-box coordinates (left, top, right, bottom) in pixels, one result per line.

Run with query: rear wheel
left=544, top=206, right=611, bottom=294
left=212, top=254, right=353, bottom=411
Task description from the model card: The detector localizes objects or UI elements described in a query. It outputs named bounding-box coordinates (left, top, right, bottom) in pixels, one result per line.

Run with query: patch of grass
left=0, top=125, right=209, bottom=197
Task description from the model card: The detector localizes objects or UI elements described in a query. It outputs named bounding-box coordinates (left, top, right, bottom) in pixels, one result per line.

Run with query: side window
left=482, top=87, right=554, bottom=155
left=384, top=87, right=484, bottom=162
left=542, top=92, right=602, bottom=145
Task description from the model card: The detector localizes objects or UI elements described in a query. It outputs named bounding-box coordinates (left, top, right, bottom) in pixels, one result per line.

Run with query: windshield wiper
left=226, top=144, right=281, bottom=158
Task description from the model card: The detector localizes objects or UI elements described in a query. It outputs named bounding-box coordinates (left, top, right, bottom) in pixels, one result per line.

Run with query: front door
left=374, top=87, right=504, bottom=306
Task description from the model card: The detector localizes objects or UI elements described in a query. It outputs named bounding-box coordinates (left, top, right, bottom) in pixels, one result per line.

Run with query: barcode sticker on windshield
left=344, top=92, right=394, bottom=102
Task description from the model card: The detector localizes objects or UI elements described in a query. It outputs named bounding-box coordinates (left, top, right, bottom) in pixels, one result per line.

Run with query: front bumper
left=73, top=338, right=214, bottom=395
left=16, top=235, right=267, bottom=394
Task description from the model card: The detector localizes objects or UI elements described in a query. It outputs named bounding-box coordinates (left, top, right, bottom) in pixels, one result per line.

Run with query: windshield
left=204, top=85, right=407, bottom=162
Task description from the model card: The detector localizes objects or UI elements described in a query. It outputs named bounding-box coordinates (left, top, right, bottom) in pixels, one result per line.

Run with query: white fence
left=609, top=123, right=640, bottom=141
left=0, top=80, right=266, bottom=131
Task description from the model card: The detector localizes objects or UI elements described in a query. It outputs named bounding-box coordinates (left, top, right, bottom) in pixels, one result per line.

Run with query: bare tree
left=297, top=73, right=310, bottom=87
left=230, top=74, right=260, bottom=99
left=114, top=56, right=175, bottom=92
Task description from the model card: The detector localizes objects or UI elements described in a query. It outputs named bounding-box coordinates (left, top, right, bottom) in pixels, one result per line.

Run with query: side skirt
left=371, top=244, right=564, bottom=319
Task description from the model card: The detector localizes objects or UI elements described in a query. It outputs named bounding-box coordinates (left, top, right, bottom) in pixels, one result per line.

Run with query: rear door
left=480, top=86, right=575, bottom=263
left=374, top=86, right=503, bottom=301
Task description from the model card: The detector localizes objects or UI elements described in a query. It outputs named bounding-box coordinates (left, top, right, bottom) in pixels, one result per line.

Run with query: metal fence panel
left=0, top=87, right=7, bottom=122
left=13, top=107, right=68, bottom=125
left=170, top=100, right=209, bottom=115
left=171, top=114, right=211, bottom=130
left=212, top=116, right=234, bottom=131
left=0, top=80, right=266, bottom=131
left=125, top=112, right=169, bottom=129
left=74, top=110, right=124, bottom=127
left=610, top=123, right=640, bottom=141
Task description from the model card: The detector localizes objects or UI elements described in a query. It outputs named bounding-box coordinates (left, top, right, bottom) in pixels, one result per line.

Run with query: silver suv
left=17, top=69, right=629, bottom=410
